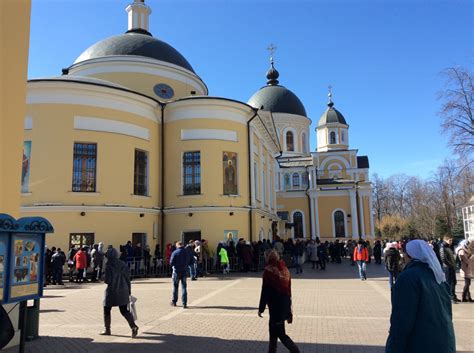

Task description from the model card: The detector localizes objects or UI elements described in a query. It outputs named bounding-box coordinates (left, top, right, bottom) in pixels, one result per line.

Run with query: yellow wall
left=362, top=196, right=372, bottom=237
left=317, top=195, right=351, bottom=238
left=89, top=72, right=200, bottom=101
left=23, top=101, right=160, bottom=209
left=276, top=196, right=310, bottom=239
left=0, top=1, right=31, bottom=348
left=164, top=211, right=249, bottom=250
left=163, top=118, right=249, bottom=208
left=21, top=210, right=159, bottom=252
left=252, top=211, right=274, bottom=241
left=0, top=0, right=31, bottom=217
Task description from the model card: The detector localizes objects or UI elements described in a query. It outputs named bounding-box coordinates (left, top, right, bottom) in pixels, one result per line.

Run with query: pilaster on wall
left=359, top=194, right=365, bottom=237
left=349, top=189, right=359, bottom=239
left=369, top=195, right=375, bottom=237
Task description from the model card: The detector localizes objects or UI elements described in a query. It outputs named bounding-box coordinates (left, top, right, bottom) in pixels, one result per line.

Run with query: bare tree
left=372, top=158, right=473, bottom=238
left=439, top=66, right=474, bottom=159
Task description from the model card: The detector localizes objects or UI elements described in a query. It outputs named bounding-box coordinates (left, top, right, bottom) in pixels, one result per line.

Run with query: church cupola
left=316, top=87, right=349, bottom=152
left=126, top=0, right=152, bottom=35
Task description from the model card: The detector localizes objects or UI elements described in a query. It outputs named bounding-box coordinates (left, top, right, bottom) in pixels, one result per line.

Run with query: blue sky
left=28, top=0, right=473, bottom=179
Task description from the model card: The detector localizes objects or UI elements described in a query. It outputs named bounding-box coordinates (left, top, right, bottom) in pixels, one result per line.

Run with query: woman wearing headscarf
left=258, top=250, right=300, bottom=353
left=385, top=239, right=455, bottom=353
left=100, top=248, right=138, bottom=338
left=456, top=240, right=474, bottom=302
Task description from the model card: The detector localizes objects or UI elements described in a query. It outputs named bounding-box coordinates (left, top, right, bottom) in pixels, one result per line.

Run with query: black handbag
left=0, top=305, right=15, bottom=349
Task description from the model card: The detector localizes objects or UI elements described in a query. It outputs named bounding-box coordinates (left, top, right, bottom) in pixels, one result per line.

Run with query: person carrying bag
left=100, top=248, right=139, bottom=338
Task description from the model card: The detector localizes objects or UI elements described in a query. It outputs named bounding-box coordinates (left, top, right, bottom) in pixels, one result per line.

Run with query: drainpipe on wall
left=305, top=166, right=313, bottom=240
left=246, top=110, right=259, bottom=243
left=160, top=103, right=165, bottom=251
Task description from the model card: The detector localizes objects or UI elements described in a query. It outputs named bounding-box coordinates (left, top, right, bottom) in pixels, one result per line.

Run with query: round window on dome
left=154, top=83, right=174, bottom=99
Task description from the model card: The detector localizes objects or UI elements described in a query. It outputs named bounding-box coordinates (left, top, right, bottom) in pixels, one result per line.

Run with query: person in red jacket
left=74, top=247, right=87, bottom=283
left=353, top=241, right=369, bottom=280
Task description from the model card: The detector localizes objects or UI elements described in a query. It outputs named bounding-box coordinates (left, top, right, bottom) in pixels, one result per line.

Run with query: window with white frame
left=292, top=173, right=300, bottom=188
left=286, top=131, right=294, bottom=151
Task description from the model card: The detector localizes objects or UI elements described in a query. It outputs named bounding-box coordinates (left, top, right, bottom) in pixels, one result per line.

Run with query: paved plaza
left=5, top=261, right=473, bottom=353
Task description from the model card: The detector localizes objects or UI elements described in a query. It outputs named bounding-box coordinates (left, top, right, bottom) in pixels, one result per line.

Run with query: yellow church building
left=20, top=0, right=374, bottom=252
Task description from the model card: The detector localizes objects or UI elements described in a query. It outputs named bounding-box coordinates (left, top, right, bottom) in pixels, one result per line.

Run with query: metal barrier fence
left=58, top=252, right=306, bottom=281
left=126, top=252, right=301, bottom=279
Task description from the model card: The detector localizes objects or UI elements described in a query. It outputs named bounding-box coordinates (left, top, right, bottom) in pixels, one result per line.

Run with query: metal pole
left=18, top=300, right=27, bottom=353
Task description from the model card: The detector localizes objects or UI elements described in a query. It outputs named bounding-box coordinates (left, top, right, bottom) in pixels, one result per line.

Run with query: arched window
left=292, top=173, right=300, bottom=187
left=330, top=131, right=337, bottom=144
left=286, top=131, right=294, bottom=151
left=334, top=210, right=345, bottom=237
left=302, top=132, right=307, bottom=153
left=284, top=173, right=291, bottom=190
left=302, top=172, right=309, bottom=187
left=341, top=131, right=345, bottom=143
left=293, top=211, right=303, bottom=238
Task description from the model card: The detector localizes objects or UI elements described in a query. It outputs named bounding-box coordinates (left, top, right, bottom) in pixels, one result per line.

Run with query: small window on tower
left=286, top=131, right=294, bottom=151
left=341, top=131, right=345, bottom=143
left=330, top=131, right=336, bottom=145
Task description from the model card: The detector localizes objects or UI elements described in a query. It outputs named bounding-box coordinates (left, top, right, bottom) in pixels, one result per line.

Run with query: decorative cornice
left=21, top=205, right=161, bottom=214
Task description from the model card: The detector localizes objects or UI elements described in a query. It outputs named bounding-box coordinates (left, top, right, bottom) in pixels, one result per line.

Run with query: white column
left=359, top=194, right=365, bottom=238
left=314, top=193, right=320, bottom=239
left=350, top=189, right=359, bottom=239
left=368, top=193, right=375, bottom=237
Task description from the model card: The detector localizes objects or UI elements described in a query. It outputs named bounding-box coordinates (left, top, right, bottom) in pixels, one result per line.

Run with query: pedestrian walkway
left=4, top=260, right=473, bottom=353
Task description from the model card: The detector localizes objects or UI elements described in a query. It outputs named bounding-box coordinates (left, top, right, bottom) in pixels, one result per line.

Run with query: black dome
left=318, top=105, right=347, bottom=126
left=74, top=32, right=195, bottom=73
left=248, top=85, right=307, bottom=117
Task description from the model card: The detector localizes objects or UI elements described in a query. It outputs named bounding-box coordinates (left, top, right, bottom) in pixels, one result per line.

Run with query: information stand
left=0, top=214, right=53, bottom=353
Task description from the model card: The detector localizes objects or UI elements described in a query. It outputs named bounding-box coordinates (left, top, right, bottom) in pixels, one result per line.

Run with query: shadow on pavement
left=39, top=309, right=65, bottom=313
left=3, top=334, right=390, bottom=353
left=191, top=305, right=258, bottom=310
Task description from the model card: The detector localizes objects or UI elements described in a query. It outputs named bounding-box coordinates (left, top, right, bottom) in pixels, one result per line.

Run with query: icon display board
left=0, top=214, right=53, bottom=304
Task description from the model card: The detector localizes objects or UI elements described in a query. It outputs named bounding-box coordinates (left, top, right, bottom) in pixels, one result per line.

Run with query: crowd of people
left=42, top=234, right=473, bottom=351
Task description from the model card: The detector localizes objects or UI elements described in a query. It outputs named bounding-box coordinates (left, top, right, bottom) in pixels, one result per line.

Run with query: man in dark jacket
left=386, top=240, right=455, bottom=353
left=317, top=239, right=327, bottom=270
left=45, top=247, right=54, bottom=285
left=440, top=235, right=460, bottom=303
left=373, top=240, right=382, bottom=264
left=384, top=243, right=401, bottom=289
left=170, top=241, right=190, bottom=308
left=185, top=241, right=197, bottom=280
left=51, top=248, right=65, bottom=285
left=293, top=239, right=305, bottom=274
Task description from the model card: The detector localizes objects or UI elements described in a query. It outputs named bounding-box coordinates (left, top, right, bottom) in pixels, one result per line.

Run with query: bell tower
left=316, top=87, right=349, bottom=152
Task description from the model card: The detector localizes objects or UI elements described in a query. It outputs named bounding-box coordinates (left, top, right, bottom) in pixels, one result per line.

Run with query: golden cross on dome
left=267, top=43, right=277, bottom=63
